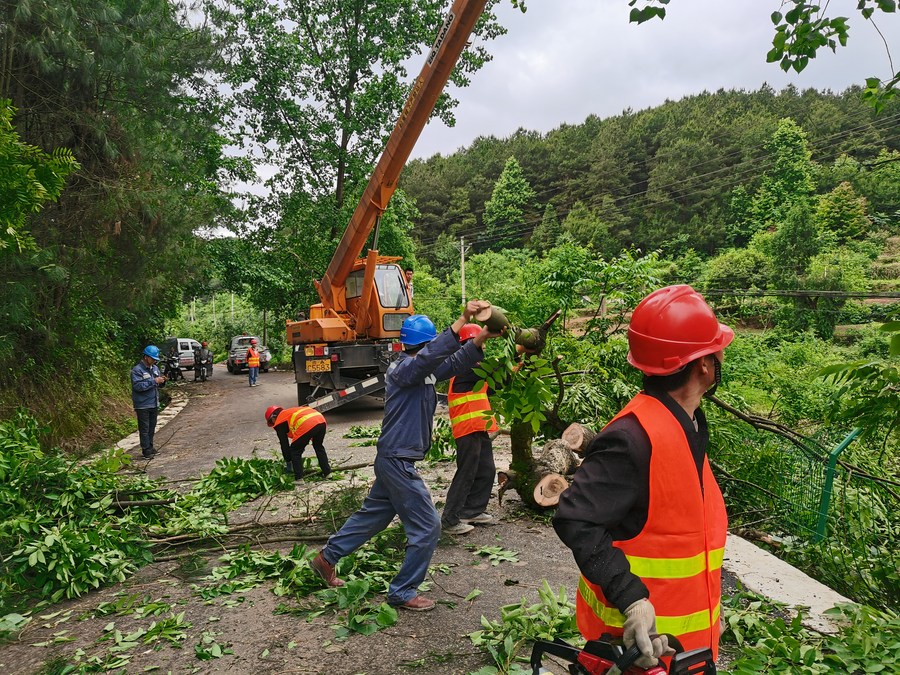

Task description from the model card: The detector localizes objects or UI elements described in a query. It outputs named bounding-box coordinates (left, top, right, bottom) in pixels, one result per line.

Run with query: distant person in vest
left=131, top=345, right=167, bottom=459
left=247, top=338, right=261, bottom=387
left=553, top=285, right=733, bottom=671
left=265, top=405, right=330, bottom=479
left=309, top=302, right=504, bottom=613
left=441, top=323, right=499, bottom=536
left=404, top=268, right=414, bottom=298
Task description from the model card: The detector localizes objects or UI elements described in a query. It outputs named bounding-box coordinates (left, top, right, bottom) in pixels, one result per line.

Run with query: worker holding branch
left=311, top=300, right=504, bottom=612
left=554, top=285, right=733, bottom=671
left=441, top=323, right=499, bottom=536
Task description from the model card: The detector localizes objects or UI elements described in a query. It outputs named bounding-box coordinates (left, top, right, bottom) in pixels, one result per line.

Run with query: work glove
left=618, top=599, right=675, bottom=670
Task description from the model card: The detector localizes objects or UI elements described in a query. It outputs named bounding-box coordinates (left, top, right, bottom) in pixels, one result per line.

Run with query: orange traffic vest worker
left=441, top=323, right=500, bottom=535
left=247, top=346, right=260, bottom=368
left=265, top=405, right=330, bottom=480
left=553, top=285, right=733, bottom=670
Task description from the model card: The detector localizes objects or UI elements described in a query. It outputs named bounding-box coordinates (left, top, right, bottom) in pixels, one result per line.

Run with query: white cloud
left=412, top=0, right=900, bottom=159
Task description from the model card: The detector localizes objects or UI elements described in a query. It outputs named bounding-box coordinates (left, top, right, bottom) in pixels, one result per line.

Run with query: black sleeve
left=274, top=423, right=291, bottom=459
left=552, top=415, right=652, bottom=612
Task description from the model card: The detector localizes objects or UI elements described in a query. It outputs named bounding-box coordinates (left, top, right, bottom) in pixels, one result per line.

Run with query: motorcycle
left=162, top=353, right=182, bottom=382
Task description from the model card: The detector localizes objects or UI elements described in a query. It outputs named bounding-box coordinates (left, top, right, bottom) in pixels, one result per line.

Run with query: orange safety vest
left=273, top=406, right=326, bottom=442
left=447, top=377, right=499, bottom=439
left=247, top=347, right=260, bottom=368
left=576, top=394, right=727, bottom=661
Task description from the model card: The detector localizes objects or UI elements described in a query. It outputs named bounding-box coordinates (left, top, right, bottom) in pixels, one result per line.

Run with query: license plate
left=306, top=359, right=332, bottom=373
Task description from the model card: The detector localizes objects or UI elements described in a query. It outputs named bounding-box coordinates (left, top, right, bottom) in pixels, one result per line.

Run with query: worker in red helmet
left=440, top=323, right=499, bottom=536
left=554, top=285, right=733, bottom=672
left=247, top=338, right=261, bottom=387
left=265, top=404, right=330, bottom=479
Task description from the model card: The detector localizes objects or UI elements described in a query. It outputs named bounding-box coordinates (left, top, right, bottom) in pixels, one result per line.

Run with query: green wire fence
left=712, top=420, right=899, bottom=610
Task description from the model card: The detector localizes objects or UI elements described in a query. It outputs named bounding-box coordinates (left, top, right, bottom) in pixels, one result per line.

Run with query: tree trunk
left=534, top=473, right=568, bottom=507
left=504, top=431, right=580, bottom=510
left=508, top=420, right=539, bottom=509
left=561, top=422, right=597, bottom=456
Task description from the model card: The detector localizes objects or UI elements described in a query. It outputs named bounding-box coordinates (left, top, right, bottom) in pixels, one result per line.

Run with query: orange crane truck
left=285, top=0, right=490, bottom=411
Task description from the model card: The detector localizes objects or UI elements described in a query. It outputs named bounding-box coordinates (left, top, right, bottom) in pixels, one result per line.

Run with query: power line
left=705, top=289, right=900, bottom=300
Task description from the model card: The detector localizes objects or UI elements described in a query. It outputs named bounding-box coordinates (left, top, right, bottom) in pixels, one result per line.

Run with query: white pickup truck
left=226, top=335, right=271, bottom=374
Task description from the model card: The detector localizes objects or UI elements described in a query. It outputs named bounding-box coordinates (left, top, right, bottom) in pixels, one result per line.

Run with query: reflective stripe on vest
left=575, top=393, right=728, bottom=660
left=448, top=377, right=498, bottom=439
left=273, top=406, right=325, bottom=441
left=247, top=347, right=260, bottom=367
left=578, top=577, right=721, bottom=635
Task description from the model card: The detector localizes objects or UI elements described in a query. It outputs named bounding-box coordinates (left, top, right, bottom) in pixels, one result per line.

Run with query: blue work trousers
left=321, top=455, right=440, bottom=604
left=135, top=407, right=158, bottom=453
left=248, top=366, right=259, bottom=385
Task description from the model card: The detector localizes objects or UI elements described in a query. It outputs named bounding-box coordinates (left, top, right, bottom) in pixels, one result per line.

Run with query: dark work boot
left=310, top=552, right=343, bottom=587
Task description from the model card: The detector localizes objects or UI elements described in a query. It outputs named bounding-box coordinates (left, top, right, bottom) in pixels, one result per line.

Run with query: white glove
left=620, top=599, right=675, bottom=669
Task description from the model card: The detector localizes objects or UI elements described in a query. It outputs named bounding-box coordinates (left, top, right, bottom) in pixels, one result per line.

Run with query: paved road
left=140, top=364, right=386, bottom=481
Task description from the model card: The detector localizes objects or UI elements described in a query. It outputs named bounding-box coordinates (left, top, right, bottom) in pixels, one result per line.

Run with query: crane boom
left=317, top=0, right=489, bottom=309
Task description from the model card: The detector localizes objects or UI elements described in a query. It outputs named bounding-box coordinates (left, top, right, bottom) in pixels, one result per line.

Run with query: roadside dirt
left=1, top=365, right=735, bottom=675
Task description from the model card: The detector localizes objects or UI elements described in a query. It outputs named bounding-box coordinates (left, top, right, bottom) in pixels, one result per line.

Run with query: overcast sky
left=411, top=0, right=900, bottom=159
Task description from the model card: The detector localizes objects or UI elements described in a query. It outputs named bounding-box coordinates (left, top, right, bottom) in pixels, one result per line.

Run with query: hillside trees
left=403, top=87, right=900, bottom=267
left=482, top=156, right=537, bottom=251
left=0, top=0, right=235, bottom=437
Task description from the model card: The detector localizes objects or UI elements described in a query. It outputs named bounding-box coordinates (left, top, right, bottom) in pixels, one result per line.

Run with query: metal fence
left=712, top=422, right=899, bottom=610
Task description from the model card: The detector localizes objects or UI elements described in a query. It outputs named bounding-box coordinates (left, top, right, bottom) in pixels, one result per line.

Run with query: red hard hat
left=201, top=341, right=208, bottom=347
left=250, top=338, right=258, bottom=344
left=627, top=285, right=734, bottom=376
left=458, top=323, right=481, bottom=342
left=265, top=405, right=283, bottom=427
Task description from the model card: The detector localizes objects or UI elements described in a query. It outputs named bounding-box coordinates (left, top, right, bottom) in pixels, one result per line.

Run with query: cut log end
left=533, top=473, right=569, bottom=507
left=561, top=422, right=598, bottom=456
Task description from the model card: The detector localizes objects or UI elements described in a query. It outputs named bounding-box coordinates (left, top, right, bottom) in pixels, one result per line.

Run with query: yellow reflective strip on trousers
left=578, top=577, right=718, bottom=635
left=624, top=546, right=725, bottom=579
left=290, top=411, right=319, bottom=435
left=448, top=392, right=489, bottom=408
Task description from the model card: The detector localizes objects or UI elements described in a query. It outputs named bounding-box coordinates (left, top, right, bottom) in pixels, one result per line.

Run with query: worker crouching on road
left=553, top=285, right=733, bottom=671
left=265, top=405, right=330, bottom=479
left=310, top=301, right=503, bottom=612
left=441, top=323, right=499, bottom=536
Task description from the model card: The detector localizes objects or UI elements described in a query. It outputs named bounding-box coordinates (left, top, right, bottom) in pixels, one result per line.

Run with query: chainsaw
left=530, top=634, right=716, bottom=675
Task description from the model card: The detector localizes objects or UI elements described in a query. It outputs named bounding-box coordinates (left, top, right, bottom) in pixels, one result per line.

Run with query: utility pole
left=190, top=297, right=195, bottom=323
left=459, top=236, right=471, bottom=305
left=231, top=292, right=234, bottom=321
left=212, top=294, right=216, bottom=328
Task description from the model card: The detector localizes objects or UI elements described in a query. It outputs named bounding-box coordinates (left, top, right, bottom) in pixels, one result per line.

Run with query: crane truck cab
left=287, top=256, right=411, bottom=404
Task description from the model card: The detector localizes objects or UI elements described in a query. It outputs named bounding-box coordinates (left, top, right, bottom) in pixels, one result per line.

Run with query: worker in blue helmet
left=131, top=345, right=167, bottom=459
left=312, top=301, right=504, bottom=612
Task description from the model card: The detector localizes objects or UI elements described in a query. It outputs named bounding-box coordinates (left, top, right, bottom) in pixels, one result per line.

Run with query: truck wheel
left=297, top=383, right=312, bottom=404
left=226, top=362, right=234, bottom=374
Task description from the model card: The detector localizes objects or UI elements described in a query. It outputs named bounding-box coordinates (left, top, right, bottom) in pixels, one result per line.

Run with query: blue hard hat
left=400, top=315, right=437, bottom=346
left=143, top=345, right=161, bottom=360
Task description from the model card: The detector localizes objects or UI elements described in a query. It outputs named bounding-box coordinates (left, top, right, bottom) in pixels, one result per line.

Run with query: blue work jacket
left=377, top=327, right=483, bottom=460
left=131, top=360, right=162, bottom=410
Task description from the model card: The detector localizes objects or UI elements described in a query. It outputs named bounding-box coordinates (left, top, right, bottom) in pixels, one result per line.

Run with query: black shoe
left=142, top=449, right=156, bottom=458
left=294, top=474, right=304, bottom=480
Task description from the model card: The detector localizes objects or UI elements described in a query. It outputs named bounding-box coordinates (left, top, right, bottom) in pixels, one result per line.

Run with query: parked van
left=160, top=337, right=202, bottom=372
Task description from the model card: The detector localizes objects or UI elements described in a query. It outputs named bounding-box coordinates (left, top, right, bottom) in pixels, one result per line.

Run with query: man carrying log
left=553, top=285, right=734, bottom=672
left=441, top=323, right=499, bottom=536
